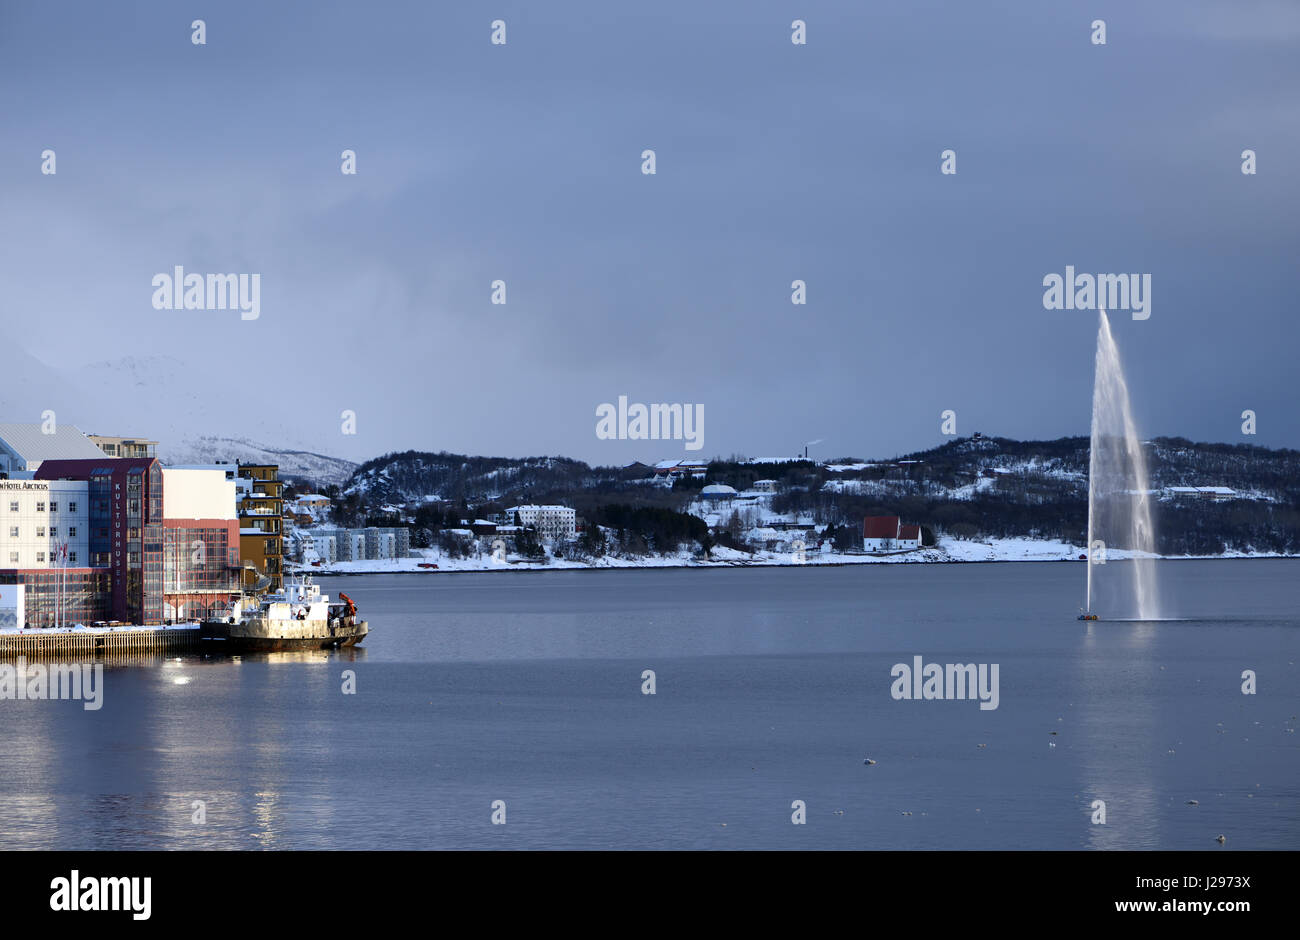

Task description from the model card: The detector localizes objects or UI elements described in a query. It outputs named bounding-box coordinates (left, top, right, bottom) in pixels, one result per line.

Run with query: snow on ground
left=943, top=475, right=1000, bottom=501
left=295, top=536, right=1298, bottom=576
left=938, top=537, right=1079, bottom=562
left=0, top=622, right=200, bottom=635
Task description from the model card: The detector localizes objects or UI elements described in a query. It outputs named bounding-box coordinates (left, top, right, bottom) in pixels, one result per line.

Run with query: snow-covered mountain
left=159, top=436, right=357, bottom=486
left=74, top=354, right=315, bottom=449
left=343, top=451, right=601, bottom=505
left=0, top=347, right=358, bottom=485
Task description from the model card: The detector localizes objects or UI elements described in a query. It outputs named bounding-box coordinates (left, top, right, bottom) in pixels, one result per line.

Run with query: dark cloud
left=1, top=1, right=1295, bottom=463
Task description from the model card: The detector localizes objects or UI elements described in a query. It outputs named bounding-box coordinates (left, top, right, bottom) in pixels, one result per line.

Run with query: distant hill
left=892, top=435, right=1300, bottom=495
left=798, top=435, right=1300, bottom=555
left=342, top=450, right=626, bottom=506
left=338, top=436, right=1300, bottom=555
left=160, top=436, right=357, bottom=486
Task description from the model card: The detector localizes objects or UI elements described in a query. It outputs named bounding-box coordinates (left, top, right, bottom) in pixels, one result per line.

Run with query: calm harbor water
left=0, top=560, right=1296, bottom=850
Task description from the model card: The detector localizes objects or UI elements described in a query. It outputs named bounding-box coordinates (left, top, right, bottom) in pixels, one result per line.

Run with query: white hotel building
left=0, top=479, right=89, bottom=568
left=504, top=505, right=576, bottom=540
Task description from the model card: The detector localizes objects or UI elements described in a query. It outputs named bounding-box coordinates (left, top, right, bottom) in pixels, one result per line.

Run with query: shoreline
left=293, top=548, right=1299, bottom=577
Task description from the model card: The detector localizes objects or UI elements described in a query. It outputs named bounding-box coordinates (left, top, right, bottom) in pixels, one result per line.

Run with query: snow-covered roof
left=0, top=424, right=106, bottom=464
left=701, top=483, right=737, bottom=495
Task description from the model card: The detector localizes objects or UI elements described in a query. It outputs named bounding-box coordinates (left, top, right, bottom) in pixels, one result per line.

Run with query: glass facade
left=141, top=464, right=163, bottom=625
left=163, top=524, right=240, bottom=621
left=32, top=459, right=239, bottom=625
left=47, top=460, right=166, bottom=624
left=0, top=570, right=112, bottom=627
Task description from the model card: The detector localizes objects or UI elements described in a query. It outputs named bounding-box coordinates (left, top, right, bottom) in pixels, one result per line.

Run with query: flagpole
left=57, top=540, right=67, bottom=629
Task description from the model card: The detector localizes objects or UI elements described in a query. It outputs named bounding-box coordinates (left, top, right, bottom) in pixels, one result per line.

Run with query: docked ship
left=200, top=575, right=368, bottom=652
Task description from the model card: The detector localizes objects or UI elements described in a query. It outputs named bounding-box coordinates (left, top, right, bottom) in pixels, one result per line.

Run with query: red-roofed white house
left=863, top=516, right=923, bottom=552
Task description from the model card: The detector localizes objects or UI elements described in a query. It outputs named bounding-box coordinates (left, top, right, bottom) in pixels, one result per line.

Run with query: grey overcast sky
left=1, top=0, right=1297, bottom=465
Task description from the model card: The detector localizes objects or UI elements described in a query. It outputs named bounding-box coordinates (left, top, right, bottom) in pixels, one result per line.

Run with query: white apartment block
left=504, top=505, right=576, bottom=540
left=0, top=479, right=90, bottom=568
left=310, top=532, right=337, bottom=564
left=297, top=527, right=409, bottom=563
left=292, top=530, right=337, bottom=564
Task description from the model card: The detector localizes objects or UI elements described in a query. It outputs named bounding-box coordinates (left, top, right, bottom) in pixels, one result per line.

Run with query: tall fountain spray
left=1085, top=309, right=1160, bottom=620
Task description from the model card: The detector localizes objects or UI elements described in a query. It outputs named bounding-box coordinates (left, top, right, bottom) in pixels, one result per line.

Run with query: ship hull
left=199, top=619, right=368, bottom=652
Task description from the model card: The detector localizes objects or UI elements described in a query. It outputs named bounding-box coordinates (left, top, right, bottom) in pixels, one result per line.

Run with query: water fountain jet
left=1083, top=309, right=1160, bottom=620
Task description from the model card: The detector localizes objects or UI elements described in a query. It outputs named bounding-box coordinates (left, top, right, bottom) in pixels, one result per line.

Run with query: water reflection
left=0, top=562, right=1293, bottom=849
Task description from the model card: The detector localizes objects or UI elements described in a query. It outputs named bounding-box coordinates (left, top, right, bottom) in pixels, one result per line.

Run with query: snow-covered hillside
left=159, top=436, right=357, bottom=486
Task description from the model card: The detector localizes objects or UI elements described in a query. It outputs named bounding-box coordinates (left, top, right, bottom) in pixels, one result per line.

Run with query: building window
left=36, top=502, right=45, bottom=512
left=8, top=527, right=15, bottom=538
left=69, top=527, right=76, bottom=537
left=50, top=527, right=58, bottom=537
left=36, top=527, right=45, bottom=537
left=50, top=501, right=58, bottom=513
left=36, top=552, right=44, bottom=562
left=69, top=552, right=77, bottom=563
left=7, top=553, right=16, bottom=564
left=7, top=502, right=15, bottom=512
left=69, top=501, right=77, bottom=512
